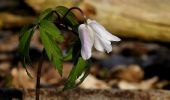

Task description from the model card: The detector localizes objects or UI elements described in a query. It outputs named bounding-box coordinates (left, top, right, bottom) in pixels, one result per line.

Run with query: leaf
left=22, top=58, right=33, bottom=79
left=39, top=26, right=63, bottom=76
left=18, top=26, right=35, bottom=78
left=35, top=8, right=54, bottom=23
left=19, top=26, right=34, bottom=64
left=55, top=6, right=79, bottom=28
left=19, top=25, right=33, bottom=38
left=63, top=57, right=91, bottom=90
left=76, top=62, right=91, bottom=86
left=40, top=20, right=64, bottom=42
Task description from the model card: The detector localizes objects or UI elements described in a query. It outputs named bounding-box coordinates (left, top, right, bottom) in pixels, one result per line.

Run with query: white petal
left=88, top=19, right=121, bottom=41
left=94, top=37, right=104, bottom=52
left=87, top=19, right=105, bottom=30
left=94, top=35, right=112, bottom=53
left=78, top=24, right=94, bottom=60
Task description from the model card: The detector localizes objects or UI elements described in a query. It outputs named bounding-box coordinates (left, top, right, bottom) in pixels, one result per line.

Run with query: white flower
left=78, top=19, right=121, bottom=60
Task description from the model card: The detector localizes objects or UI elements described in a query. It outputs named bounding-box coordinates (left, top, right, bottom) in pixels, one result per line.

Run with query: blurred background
left=1, top=0, right=170, bottom=91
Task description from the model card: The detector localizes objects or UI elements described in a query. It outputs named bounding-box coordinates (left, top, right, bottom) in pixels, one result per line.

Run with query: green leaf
left=18, top=26, right=35, bottom=78
left=63, top=57, right=91, bottom=90
left=19, top=25, right=33, bottom=38
left=35, top=8, right=54, bottom=23
left=22, top=58, right=33, bottom=79
left=55, top=6, right=79, bottom=28
left=40, top=20, right=64, bottom=42
left=76, top=64, right=91, bottom=86
left=19, top=26, right=34, bottom=64
left=39, top=26, right=63, bottom=76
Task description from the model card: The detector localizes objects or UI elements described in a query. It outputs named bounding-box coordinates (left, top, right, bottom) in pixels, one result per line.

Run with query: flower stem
left=62, top=7, right=87, bottom=24
left=35, top=53, right=44, bottom=100
left=53, top=11, right=61, bottom=21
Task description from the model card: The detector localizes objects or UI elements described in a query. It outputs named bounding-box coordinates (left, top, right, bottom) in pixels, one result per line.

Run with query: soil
left=1, top=88, right=170, bottom=100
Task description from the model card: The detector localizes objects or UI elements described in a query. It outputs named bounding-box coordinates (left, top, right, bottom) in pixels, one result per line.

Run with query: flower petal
left=88, top=19, right=121, bottom=41
left=94, top=34, right=112, bottom=53
left=78, top=24, right=94, bottom=60
left=94, top=36, right=104, bottom=52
